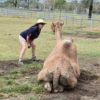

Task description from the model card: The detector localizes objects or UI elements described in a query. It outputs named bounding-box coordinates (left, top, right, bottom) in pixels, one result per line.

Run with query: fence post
left=66, top=16, right=67, bottom=24
left=44, top=11, right=45, bottom=19
left=6, top=8, right=8, bottom=16
left=80, top=17, right=83, bottom=30
left=90, top=19, right=93, bottom=29
left=72, top=16, right=74, bottom=25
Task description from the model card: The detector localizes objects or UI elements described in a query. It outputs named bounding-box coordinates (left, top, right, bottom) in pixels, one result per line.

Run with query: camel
left=37, top=21, right=80, bottom=93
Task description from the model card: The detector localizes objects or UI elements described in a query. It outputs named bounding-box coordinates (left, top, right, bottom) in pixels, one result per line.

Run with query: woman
left=19, top=19, right=46, bottom=64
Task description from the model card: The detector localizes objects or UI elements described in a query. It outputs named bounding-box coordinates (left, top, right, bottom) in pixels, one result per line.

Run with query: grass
left=0, top=16, right=100, bottom=61
left=63, top=24, right=100, bottom=35
left=0, top=84, right=32, bottom=94
left=0, top=16, right=100, bottom=99
left=0, top=61, right=45, bottom=99
left=25, top=96, right=39, bottom=100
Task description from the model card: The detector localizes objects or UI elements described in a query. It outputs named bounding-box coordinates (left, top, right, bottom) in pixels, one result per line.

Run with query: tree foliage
left=55, top=0, right=66, bottom=10
left=6, top=0, right=18, bottom=7
left=1, top=0, right=100, bottom=14
left=80, top=0, right=90, bottom=8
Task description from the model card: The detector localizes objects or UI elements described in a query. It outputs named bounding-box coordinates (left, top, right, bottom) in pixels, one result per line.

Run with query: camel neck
left=55, top=30, right=62, bottom=43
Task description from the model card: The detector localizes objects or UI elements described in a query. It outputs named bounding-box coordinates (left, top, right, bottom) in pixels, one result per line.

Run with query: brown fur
left=37, top=21, right=80, bottom=92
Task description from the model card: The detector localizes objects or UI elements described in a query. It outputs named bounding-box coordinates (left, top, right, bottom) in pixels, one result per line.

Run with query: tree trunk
left=13, top=0, right=18, bottom=7
left=88, top=0, right=93, bottom=19
left=27, top=0, right=30, bottom=9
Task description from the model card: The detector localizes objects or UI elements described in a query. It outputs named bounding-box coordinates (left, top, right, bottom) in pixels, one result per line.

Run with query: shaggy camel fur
left=37, top=21, right=80, bottom=93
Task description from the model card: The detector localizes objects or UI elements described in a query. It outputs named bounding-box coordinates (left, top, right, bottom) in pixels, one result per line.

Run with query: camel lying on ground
left=37, top=21, right=80, bottom=93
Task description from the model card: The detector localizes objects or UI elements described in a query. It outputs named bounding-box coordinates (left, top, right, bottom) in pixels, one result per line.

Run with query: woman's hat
left=36, top=19, right=46, bottom=24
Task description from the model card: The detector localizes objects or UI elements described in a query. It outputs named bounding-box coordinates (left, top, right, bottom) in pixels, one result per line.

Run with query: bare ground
left=82, top=28, right=100, bottom=32
left=0, top=56, right=100, bottom=100
left=64, top=33, right=100, bottom=39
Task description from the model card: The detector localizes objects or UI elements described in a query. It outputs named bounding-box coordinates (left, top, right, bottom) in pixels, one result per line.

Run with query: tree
left=44, top=0, right=54, bottom=10
left=71, top=0, right=78, bottom=13
left=78, top=0, right=90, bottom=13
left=27, top=0, right=30, bottom=8
left=88, top=0, right=94, bottom=19
left=29, top=0, right=37, bottom=9
left=6, top=0, right=18, bottom=7
left=80, top=0, right=90, bottom=8
left=55, top=0, right=66, bottom=10
left=35, top=0, right=40, bottom=9
left=93, top=1, right=100, bottom=14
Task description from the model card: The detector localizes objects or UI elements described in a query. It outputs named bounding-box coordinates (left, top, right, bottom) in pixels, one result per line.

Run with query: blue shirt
left=20, top=26, right=41, bottom=41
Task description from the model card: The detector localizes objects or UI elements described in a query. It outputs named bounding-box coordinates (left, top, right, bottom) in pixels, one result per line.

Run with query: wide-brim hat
left=36, top=19, right=46, bottom=24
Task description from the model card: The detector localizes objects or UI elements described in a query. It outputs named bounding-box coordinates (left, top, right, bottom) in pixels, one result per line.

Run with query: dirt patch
left=0, top=57, right=100, bottom=100
left=82, top=28, right=100, bottom=32
left=0, top=60, right=19, bottom=75
left=41, top=71, right=99, bottom=100
left=41, top=56, right=100, bottom=100
left=79, top=57, right=100, bottom=74
left=64, top=33, right=100, bottom=39
left=23, top=59, right=44, bottom=64
left=0, top=59, right=43, bottom=75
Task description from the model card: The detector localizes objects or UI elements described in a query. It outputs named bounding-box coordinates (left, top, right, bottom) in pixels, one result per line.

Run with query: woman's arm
left=26, top=36, right=32, bottom=48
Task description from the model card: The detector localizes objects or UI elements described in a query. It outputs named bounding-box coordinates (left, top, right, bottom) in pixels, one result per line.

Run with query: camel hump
left=63, top=39, right=73, bottom=47
left=66, top=39, right=72, bottom=44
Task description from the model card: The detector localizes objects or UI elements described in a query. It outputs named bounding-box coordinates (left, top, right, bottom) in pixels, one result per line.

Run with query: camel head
left=51, top=21, right=64, bottom=43
left=51, top=21, right=64, bottom=32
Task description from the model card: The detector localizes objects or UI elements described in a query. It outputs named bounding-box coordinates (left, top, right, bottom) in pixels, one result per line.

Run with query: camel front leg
left=67, top=76, right=77, bottom=88
left=53, top=68, right=64, bottom=93
left=70, top=60, right=80, bottom=79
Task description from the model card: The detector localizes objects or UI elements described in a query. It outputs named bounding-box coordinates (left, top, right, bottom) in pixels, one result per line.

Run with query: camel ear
left=52, top=22, right=54, bottom=26
left=52, top=22, right=56, bottom=26
left=61, top=21, right=64, bottom=26
left=51, top=22, right=55, bottom=32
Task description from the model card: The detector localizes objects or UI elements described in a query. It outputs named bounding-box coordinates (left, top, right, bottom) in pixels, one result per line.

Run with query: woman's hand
left=28, top=45, right=31, bottom=48
left=26, top=36, right=31, bottom=48
left=27, top=43, right=31, bottom=48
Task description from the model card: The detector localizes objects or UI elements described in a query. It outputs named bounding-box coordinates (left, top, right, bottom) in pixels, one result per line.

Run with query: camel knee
left=37, top=70, right=46, bottom=82
left=37, top=68, right=52, bottom=82
left=44, top=82, right=52, bottom=92
left=68, top=77, right=77, bottom=88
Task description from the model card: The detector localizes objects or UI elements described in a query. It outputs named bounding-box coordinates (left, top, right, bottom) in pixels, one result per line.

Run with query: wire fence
left=0, top=8, right=100, bottom=30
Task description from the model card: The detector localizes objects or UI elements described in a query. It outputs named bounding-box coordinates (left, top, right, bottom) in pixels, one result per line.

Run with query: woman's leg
left=30, top=41, right=36, bottom=60
left=31, top=41, right=36, bottom=57
left=19, top=35, right=27, bottom=62
left=19, top=42, right=27, bottom=61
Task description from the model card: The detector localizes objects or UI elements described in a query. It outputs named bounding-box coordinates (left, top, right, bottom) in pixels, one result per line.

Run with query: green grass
left=25, top=96, right=39, bottom=100
left=0, top=16, right=100, bottom=61
left=63, top=24, right=100, bottom=35
left=0, top=84, right=32, bottom=94
left=32, top=82, right=45, bottom=94
left=0, top=16, right=100, bottom=99
left=0, top=62, right=44, bottom=98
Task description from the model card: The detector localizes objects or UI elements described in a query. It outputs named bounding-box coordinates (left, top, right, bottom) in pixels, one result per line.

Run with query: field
left=0, top=16, right=100, bottom=100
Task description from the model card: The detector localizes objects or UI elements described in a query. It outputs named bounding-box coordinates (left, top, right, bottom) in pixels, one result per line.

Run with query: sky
left=40, top=0, right=100, bottom=3
left=39, top=0, right=75, bottom=3
left=0, top=0, right=4, bottom=3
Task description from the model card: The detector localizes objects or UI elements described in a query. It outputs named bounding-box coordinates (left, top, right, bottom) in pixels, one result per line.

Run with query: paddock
left=0, top=14, right=100, bottom=100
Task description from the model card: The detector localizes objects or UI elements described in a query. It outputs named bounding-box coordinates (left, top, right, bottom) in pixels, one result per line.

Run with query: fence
left=0, top=8, right=100, bottom=29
